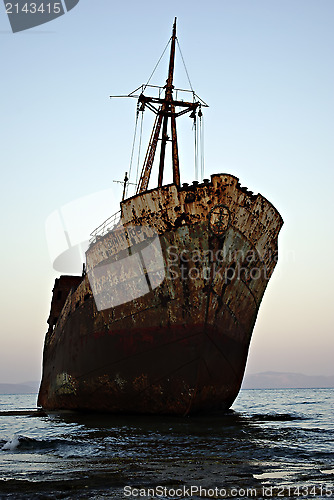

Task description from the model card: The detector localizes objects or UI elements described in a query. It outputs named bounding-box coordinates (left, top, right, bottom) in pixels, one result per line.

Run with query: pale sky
left=0, top=0, right=333, bottom=383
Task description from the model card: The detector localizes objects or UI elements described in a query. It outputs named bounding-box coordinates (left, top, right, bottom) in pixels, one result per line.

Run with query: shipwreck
left=38, top=19, right=283, bottom=415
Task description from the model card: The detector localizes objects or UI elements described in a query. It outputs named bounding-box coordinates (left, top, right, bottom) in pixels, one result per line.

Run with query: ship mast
left=135, top=18, right=207, bottom=195
left=158, top=17, right=179, bottom=188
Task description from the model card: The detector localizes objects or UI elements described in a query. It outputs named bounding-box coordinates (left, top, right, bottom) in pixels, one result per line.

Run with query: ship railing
left=89, top=210, right=121, bottom=244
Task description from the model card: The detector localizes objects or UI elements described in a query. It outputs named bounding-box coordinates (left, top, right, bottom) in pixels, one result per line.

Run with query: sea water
left=0, top=388, right=333, bottom=499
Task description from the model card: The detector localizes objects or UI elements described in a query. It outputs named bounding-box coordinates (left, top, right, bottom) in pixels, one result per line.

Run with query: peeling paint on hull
left=38, top=174, right=283, bottom=415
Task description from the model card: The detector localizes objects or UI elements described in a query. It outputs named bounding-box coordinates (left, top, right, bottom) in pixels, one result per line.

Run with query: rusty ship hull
left=38, top=174, right=283, bottom=415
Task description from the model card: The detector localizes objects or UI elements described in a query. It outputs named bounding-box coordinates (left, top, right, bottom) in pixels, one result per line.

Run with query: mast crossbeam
left=113, top=18, right=208, bottom=197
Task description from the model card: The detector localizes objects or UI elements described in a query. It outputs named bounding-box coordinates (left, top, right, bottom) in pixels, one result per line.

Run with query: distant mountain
left=1, top=374, right=334, bottom=394
left=242, top=371, right=334, bottom=389
left=0, top=381, right=40, bottom=394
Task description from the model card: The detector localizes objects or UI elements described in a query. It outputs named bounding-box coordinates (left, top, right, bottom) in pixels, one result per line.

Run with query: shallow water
left=0, top=388, right=333, bottom=498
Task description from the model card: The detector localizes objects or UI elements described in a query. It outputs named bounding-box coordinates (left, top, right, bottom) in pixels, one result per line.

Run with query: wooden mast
left=136, top=18, right=204, bottom=195
left=158, top=17, right=179, bottom=187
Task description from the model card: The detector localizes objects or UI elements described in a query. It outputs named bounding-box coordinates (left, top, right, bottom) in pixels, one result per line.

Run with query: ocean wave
left=1, top=435, right=33, bottom=451
left=1, top=434, right=74, bottom=453
left=248, top=413, right=305, bottom=422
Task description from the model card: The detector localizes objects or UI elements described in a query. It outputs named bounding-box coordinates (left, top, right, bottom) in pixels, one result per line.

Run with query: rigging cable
left=126, top=106, right=140, bottom=198
left=194, top=112, right=198, bottom=181
left=199, top=108, right=205, bottom=180
left=136, top=112, right=161, bottom=194
left=135, top=109, right=145, bottom=187
left=176, top=39, right=194, bottom=92
left=143, top=39, right=171, bottom=91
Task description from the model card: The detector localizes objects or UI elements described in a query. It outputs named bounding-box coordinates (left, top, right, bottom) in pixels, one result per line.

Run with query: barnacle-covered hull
left=38, top=174, right=283, bottom=415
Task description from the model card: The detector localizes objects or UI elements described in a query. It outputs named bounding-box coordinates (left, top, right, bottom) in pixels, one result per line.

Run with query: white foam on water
left=253, top=469, right=299, bottom=479
left=321, top=469, right=334, bottom=475
left=2, top=435, right=23, bottom=451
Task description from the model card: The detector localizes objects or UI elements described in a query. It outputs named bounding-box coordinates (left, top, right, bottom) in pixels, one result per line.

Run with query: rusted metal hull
left=38, top=174, right=283, bottom=415
left=38, top=324, right=249, bottom=414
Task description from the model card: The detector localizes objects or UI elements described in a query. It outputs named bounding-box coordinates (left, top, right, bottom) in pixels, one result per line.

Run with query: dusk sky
left=0, top=0, right=333, bottom=384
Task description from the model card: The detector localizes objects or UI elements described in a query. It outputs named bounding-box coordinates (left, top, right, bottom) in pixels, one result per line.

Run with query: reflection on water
left=0, top=389, right=333, bottom=499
